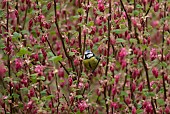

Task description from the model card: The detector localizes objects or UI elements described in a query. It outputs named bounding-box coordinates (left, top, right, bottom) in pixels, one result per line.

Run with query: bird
left=83, top=50, right=100, bottom=72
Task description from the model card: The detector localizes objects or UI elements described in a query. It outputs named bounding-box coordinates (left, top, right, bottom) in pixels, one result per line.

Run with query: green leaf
left=20, top=87, right=28, bottom=93
left=120, top=91, right=128, bottom=96
left=49, top=55, right=63, bottom=63
left=38, top=76, right=45, bottom=81
left=132, top=10, right=139, bottom=16
left=146, top=92, right=155, bottom=97
left=4, top=77, right=11, bottom=83
left=77, top=8, right=84, bottom=14
left=112, top=28, right=128, bottom=34
left=75, top=95, right=83, bottom=99
left=21, top=30, right=29, bottom=35
left=0, top=39, right=5, bottom=49
left=136, top=109, right=143, bottom=113
left=116, top=38, right=126, bottom=43
left=30, top=73, right=37, bottom=83
left=157, top=99, right=165, bottom=106
left=129, top=38, right=137, bottom=44
left=17, top=47, right=31, bottom=56
left=69, top=52, right=75, bottom=56
left=16, top=71, right=23, bottom=77
left=160, top=62, right=167, bottom=67
left=87, top=21, right=94, bottom=27
left=42, top=95, right=55, bottom=101
left=12, top=32, right=22, bottom=41
left=0, top=10, right=4, bottom=18
left=136, top=4, right=143, bottom=9
left=12, top=93, right=19, bottom=99
left=41, top=90, right=47, bottom=96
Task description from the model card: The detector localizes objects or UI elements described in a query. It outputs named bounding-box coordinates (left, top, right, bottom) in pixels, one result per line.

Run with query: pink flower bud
left=154, top=2, right=159, bottom=12
left=132, top=106, right=136, bottom=114
left=0, top=63, right=6, bottom=79
left=115, top=74, right=120, bottom=84
left=112, top=86, right=117, bottom=96
left=60, top=81, right=66, bottom=88
left=138, top=82, right=144, bottom=91
left=92, top=37, right=99, bottom=43
left=131, top=82, right=136, bottom=92
left=58, top=68, right=64, bottom=78
left=110, top=102, right=119, bottom=110
left=98, top=3, right=105, bottom=12
left=150, top=48, right=157, bottom=61
left=125, top=97, right=131, bottom=104
left=90, top=26, right=97, bottom=35
left=78, top=101, right=88, bottom=112
left=15, top=58, right=23, bottom=71
left=74, top=58, right=80, bottom=66
left=152, top=67, right=159, bottom=78
left=118, top=48, right=127, bottom=60
left=29, top=88, right=35, bottom=97
left=142, top=0, right=147, bottom=5
left=132, top=68, right=140, bottom=79
left=96, top=88, right=101, bottom=96
left=110, top=63, right=115, bottom=72
left=121, top=59, right=127, bottom=69
left=133, top=58, right=138, bottom=64
left=165, top=106, right=170, bottom=114
left=151, top=20, right=159, bottom=28
left=47, top=2, right=52, bottom=10
left=99, top=28, right=103, bottom=36
left=110, top=37, right=116, bottom=45
left=68, top=77, right=73, bottom=86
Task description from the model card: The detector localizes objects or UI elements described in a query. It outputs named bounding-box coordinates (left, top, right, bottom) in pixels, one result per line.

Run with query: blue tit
left=83, top=50, right=100, bottom=72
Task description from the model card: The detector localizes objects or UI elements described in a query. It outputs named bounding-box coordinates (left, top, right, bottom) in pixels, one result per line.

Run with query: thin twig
left=161, top=1, right=167, bottom=102
left=6, top=1, right=13, bottom=113
left=53, top=0, right=75, bottom=72
left=142, top=57, right=156, bottom=114
left=145, top=0, right=153, bottom=16
left=104, top=0, right=111, bottom=113
left=119, top=0, right=131, bottom=31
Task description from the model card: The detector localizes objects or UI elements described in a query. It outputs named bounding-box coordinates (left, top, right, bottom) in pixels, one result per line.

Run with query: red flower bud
left=58, top=68, right=64, bottom=78
left=154, top=2, right=159, bottom=12
left=152, top=67, right=159, bottom=78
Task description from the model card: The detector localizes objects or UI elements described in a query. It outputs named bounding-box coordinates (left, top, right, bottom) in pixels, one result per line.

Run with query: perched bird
left=83, top=50, right=100, bottom=72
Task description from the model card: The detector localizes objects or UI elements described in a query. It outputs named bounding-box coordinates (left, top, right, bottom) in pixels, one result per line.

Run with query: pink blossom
left=138, top=82, right=144, bottom=92
left=110, top=102, right=119, bottom=110
left=98, top=3, right=104, bottom=12
left=35, top=65, right=44, bottom=76
left=15, top=58, right=23, bottom=71
left=58, top=67, right=64, bottom=78
left=150, top=48, right=157, bottom=61
left=154, top=2, right=159, bottom=12
left=152, top=67, right=159, bottom=78
left=112, top=86, right=117, bottom=96
left=47, top=2, right=52, bottom=10
left=115, top=74, right=120, bottom=84
left=165, top=106, right=170, bottom=114
left=121, top=59, right=127, bottom=69
left=151, top=20, right=159, bottom=28
left=0, top=63, right=6, bottom=78
left=132, top=68, right=140, bottom=79
left=132, top=106, right=136, bottom=114
left=78, top=101, right=88, bottom=112
left=118, top=48, right=128, bottom=60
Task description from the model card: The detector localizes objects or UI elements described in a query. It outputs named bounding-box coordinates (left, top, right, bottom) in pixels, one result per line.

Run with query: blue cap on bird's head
left=84, top=50, right=94, bottom=59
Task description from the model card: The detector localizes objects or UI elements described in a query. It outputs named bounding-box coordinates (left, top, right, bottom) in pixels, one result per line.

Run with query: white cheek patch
left=86, top=53, right=93, bottom=58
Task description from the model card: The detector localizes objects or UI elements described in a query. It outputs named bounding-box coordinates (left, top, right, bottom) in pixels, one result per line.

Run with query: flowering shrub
left=0, top=0, right=169, bottom=113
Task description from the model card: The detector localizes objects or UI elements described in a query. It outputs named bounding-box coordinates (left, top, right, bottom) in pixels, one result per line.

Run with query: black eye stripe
left=85, top=53, right=94, bottom=59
